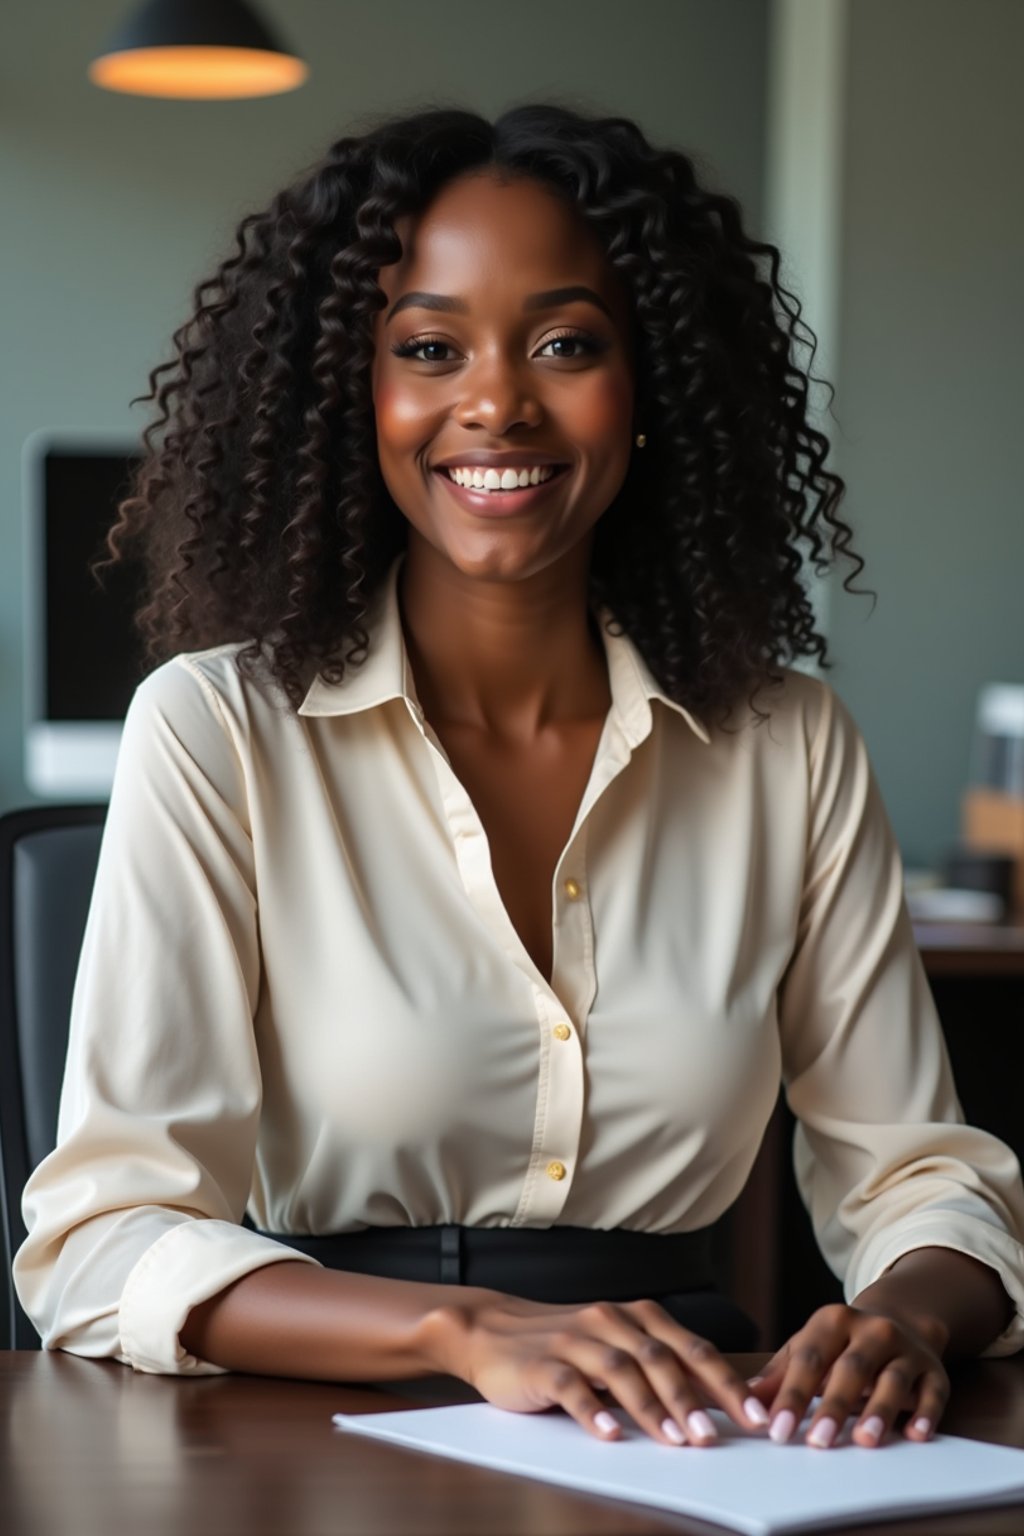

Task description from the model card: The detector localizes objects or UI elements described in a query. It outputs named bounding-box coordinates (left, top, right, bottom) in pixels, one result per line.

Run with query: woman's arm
left=185, top=1247, right=1010, bottom=1396
left=776, top=677, right=1024, bottom=1357
left=748, top=676, right=1024, bottom=1448
left=851, top=1246, right=1016, bottom=1361
left=16, top=657, right=358, bottom=1374
left=179, top=1262, right=778, bottom=1447
left=178, top=1261, right=488, bottom=1381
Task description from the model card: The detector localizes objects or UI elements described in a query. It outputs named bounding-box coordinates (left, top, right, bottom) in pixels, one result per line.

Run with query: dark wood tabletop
left=5, top=1351, right=1024, bottom=1535
left=913, top=918, right=1024, bottom=977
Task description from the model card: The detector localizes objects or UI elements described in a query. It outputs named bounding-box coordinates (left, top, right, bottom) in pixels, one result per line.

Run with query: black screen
left=43, top=449, right=148, bottom=721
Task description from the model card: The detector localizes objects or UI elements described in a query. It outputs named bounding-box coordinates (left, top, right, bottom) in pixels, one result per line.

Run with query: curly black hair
left=92, top=100, right=871, bottom=731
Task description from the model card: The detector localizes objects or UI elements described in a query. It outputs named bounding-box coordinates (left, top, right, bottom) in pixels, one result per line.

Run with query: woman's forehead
left=379, top=176, right=628, bottom=315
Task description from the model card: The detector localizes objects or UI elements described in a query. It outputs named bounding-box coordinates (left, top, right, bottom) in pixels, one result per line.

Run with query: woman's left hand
left=744, top=1302, right=950, bottom=1448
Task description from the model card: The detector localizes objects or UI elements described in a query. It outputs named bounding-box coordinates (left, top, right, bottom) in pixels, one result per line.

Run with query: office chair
left=0, top=804, right=109, bottom=1348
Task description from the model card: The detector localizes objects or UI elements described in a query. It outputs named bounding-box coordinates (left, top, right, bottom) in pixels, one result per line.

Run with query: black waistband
left=254, top=1222, right=717, bottom=1303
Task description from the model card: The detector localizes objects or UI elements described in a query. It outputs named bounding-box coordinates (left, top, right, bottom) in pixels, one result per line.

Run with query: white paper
left=332, top=1398, right=1024, bottom=1536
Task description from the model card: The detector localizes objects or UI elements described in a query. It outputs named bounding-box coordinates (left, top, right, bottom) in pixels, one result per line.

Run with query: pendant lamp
left=88, top=0, right=308, bottom=100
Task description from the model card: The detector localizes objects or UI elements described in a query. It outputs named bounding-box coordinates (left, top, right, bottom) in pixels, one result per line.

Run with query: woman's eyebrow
left=385, top=285, right=613, bottom=325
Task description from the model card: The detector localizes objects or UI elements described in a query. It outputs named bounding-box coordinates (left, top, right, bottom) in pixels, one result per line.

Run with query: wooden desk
left=913, top=919, right=1024, bottom=979
left=4, top=1350, right=1024, bottom=1535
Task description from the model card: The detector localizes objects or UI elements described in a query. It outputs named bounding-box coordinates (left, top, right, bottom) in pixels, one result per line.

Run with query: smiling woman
left=370, top=171, right=640, bottom=627
left=83, top=99, right=863, bottom=732
left=14, top=101, right=1024, bottom=1462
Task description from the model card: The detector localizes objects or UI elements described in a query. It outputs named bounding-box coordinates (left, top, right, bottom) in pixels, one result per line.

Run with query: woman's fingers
left=461, top=1294, right=768, bottom=1444
left=573, top=1302, right=950, bottom=1453
left=529, top=1353, right=632, bottom=1443
left=853, top=1362, right=947, bottom=1445
left=543, top=1328, right=704, bottom=1445
left=805, top=1327, right=911, bottom=1447
left=760, top=1307, right=951, bottom=1449
left=551, top=1300, right=768, bottom=1446
left=843, top=1357, right=920, bottom=1446
left=749, top=1341, right=790, bottom=1388
left=901, top=1367, right=949, bottom=1440
left=762, top=1306, right=849, bottom=1444
left=580, top=1304, right=720, bottom=1442
left=622, top=1300, right=771, bottom=1435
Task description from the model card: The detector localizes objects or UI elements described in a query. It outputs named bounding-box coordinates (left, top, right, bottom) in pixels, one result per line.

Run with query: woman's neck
left=396, top=540, right=611, bottom=741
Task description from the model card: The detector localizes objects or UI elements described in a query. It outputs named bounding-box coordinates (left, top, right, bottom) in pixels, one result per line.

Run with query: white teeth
left=446, top=465, right=557, bottom=490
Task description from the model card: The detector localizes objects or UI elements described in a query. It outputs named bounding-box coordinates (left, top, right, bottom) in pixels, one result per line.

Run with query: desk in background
left=913, top=918, right=1024, bottom=978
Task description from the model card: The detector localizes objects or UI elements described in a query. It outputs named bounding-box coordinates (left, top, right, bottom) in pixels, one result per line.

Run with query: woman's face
left=370, top=169, right=638, bottom=582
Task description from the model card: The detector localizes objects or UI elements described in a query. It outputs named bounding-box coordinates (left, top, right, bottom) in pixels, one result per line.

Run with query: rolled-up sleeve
left=777, top=677, right=1024, bottom=1357
left=12, top=656, right=319, bottom=1375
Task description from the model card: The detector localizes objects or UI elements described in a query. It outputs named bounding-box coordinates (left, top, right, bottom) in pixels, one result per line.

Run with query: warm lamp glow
left=88, top=44, right=308, bottom=100
left=88, top=0, right=308, bottom=101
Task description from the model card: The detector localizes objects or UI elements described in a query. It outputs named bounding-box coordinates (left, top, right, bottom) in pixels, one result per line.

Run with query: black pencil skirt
left=256, top=1222, right=760, bottom=1351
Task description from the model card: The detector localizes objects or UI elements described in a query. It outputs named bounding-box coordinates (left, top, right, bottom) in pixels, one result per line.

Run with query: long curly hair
left=92, top=100, right=871, bottom=730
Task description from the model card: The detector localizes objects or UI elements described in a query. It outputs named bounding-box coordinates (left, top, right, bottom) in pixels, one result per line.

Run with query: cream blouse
left=14, top=549, right=1024, bottom=1374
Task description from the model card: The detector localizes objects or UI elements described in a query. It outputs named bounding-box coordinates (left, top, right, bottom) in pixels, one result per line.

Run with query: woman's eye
left=391, top=338, right=454, bottom=362
left=538, top=332, right=601, bottom=359
left=389, top=330, right=602, bottom=364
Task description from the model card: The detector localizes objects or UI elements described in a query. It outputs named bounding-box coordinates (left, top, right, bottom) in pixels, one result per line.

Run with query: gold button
left=553, top=1022, right=571, bottom=1041
left=563, top=878, right=582, bottom=900
left=546, top=1160, right=567, bottom=1181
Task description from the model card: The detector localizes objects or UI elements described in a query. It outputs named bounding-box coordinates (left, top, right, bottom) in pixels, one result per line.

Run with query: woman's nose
left=455, top=359, right=544, bottom=433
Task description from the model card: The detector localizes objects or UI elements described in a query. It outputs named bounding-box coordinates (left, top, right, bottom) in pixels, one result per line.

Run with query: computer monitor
left=21, top=428, right=148, bottom=799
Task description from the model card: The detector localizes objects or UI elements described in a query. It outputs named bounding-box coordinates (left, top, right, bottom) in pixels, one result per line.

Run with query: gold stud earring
left=635, top=431, right=647, bottom=448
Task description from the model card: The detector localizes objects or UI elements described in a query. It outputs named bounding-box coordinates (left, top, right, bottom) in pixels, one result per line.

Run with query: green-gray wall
left=825, top=0, right=1024, bottom=869
left=5, top=0, right=1021, bottom=876
left=0, top=0, right=767, bottom=814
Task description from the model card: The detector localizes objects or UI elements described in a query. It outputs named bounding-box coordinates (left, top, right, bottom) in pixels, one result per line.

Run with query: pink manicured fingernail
left=770, top=1409, right=796, bottom=1444
left=913, top=1417, right=932, bottom=1436
left=687, top=1410, right=718, bottom=1441
left=744, top=1396, right=770, bottom=1425
left=594, top=1411, right=619, bottom=1435
left=661, top=1417, right=686, bottom=1444
left=860, top=1416, right=885, bottom=1442
left=808, top=1417, right=838, bottom=1448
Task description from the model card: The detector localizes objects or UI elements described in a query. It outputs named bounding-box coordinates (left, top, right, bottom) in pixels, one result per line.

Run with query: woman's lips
left=431, top=465, right=570, bottom=518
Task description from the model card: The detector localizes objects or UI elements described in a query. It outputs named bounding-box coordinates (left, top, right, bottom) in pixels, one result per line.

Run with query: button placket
left=512, top=981, right=585, bottom=1225
left=417, top=703, right=640, bottom=1228
left=549, top=819, right=597, bottom=1038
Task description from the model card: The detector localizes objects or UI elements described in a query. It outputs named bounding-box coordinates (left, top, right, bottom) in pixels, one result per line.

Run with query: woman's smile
left=431, top=462, right=572, bottom=518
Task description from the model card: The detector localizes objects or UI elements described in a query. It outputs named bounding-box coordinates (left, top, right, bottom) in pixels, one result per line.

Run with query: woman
left=15, top=102, right=1024, bottom=1454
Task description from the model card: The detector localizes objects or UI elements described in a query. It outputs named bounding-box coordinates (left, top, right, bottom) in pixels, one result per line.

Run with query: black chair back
left=0, top=805, right=108, bottom=1348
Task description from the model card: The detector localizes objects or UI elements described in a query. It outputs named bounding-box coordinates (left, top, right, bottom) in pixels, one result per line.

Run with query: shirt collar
left=298, top=549, right=710, bottom=747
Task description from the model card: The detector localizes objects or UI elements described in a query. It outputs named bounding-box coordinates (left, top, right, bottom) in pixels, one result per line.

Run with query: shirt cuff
left=845, top=1208, right=1024, bottom=1358
left=118, top=1218, right=322, bottom=1375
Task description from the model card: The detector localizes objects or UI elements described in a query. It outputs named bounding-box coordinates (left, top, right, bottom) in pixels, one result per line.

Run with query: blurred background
left=1, top=0, right=1022, bottom=1346
left=2, top=0, right=1021, bottom=870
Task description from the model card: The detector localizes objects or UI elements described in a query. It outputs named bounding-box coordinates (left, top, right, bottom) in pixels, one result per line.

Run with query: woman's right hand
left=426, top=1291, right=770, bottom=1446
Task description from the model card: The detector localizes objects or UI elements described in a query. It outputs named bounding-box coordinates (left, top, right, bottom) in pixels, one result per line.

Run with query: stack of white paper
left=332, top=1399, right=1024, bottom=1535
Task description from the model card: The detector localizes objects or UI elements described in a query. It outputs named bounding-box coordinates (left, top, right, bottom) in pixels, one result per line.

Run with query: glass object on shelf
left=968, top=684, right=1024, bottom=797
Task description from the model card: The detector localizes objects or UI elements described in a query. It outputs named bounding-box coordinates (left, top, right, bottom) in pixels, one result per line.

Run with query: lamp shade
left=88, top=0, right=308, bottom=99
